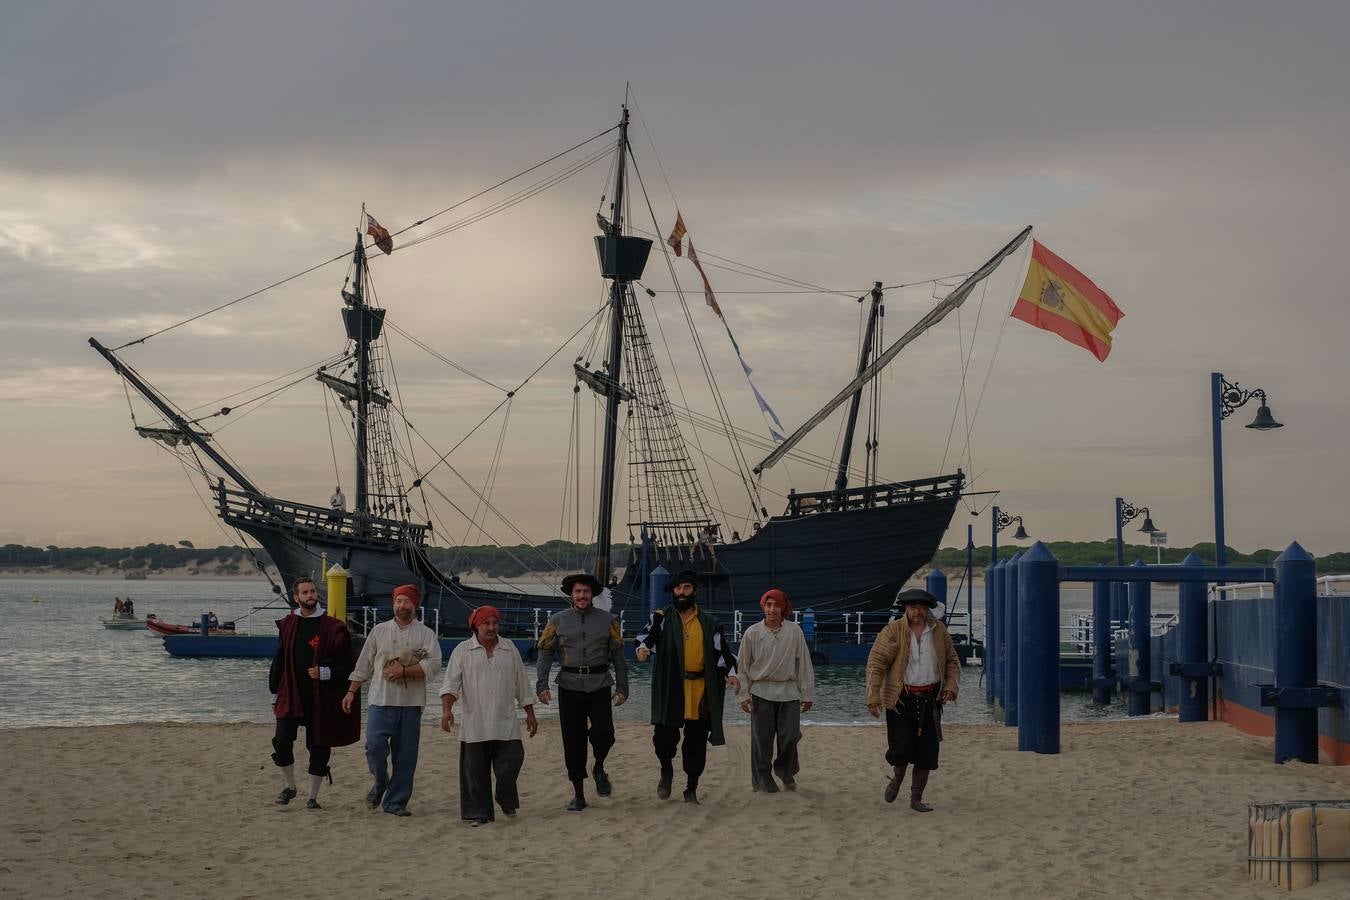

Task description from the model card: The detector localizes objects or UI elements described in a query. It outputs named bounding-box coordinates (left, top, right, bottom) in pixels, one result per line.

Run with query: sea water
left=0, top=577, right=1176, bottom=729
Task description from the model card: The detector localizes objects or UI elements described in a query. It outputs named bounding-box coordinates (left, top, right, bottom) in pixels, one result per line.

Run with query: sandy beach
left=1, top=720, right=1347, bottom=899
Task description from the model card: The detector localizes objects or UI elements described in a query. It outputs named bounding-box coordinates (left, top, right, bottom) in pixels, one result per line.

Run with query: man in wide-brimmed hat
left=865, top=587, right=960, bottom=812
left=342, top=583, right=442, bottom=817
left=738, top=587, right=815, bottom=793
left=536, top=572, right=629, bottom=811
left=634, top=569, right=739, bottom=804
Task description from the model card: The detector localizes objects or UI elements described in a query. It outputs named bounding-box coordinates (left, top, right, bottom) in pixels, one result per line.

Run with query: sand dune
left=1, top=719, right=1347, bottom=899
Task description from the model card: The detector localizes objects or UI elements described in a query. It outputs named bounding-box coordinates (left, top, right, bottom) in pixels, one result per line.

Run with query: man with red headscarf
left=440, top=605, right=538, bottom=825
left=737, top=588, right=815, bottom=793
left=343, top=584, right=441, bottom=816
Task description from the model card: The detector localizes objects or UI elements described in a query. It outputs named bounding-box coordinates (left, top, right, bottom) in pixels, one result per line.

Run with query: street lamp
left=1114, top=498, right=1159, bottom=565
left=990, top=505, right=1029, bottom=564
left=1211, top=372, right=1283, bottom=568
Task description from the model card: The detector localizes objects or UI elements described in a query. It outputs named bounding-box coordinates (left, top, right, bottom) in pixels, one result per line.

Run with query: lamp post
left=1114, top=498, right=1159, bottom=566
left=1211, top=373, right=1282, bottom=568
left=990, top=505, right=1029, bottom=565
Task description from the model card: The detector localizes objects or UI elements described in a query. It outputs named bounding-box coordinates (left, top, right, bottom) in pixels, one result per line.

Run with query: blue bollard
left=200, top=613, right=211, bottom=635
left=1004, top=551, right=1023, bottom=727
left=1111, top=580, right=1128, bottom=630
left=1127, top=559, right=1152, bottom=716
left=1091, top=573, right=1113, bottom=706
left=648, top=565, right=669, bottom=618
left=1274, top=542, right=1318, bottom=764
left=926, top=567, right=948, bottom=614
left=988, top=559, right=1004, bottom=714
left=984, top=562, right=997, bottom=703
left=1177, top=553, right=1209, bottom=722
left=1018, top=542, right=1060, bottom=754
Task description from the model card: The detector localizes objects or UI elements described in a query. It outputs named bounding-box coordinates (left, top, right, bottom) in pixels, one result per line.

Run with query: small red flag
left=667, top=212, right=687, bottom=258
left=366, top=213, right=394, bottom=255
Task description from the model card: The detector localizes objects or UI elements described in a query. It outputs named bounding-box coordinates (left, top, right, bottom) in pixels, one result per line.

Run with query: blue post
left=1127, top=559, right=1152, bottom=716
left=988, top=559, right=1004, bottom=713
left=1211, top=372, right=1227, bottom=570
left=1114, top=496, right=1126, bottom=565
left=984, top=560, right=997, bottom=703
left=1273, top=542, right=1318, bottom=764
left=1017, top=542, right=1060, bottom=754
left=199, top=613, right=211, bottom=635
left=1004, top=551, right=1023, bottom=727
left=648, top=565, right=669, bottom=618
left=1112, top=581, right=1129, bottom=693
left=1177, top=553, right=1209, bottom=722
left=926, top=567, right=948, bottom=612
left=990, top=505, right=1000, bottom=565
left=965, top=525, right=975, bottom=645
left=1091, top=572, right=1112, bottom=706
left=1110, top=581, right=1128, bottom=629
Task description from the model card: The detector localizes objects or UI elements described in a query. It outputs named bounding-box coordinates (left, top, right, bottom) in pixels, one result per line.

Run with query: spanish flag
left=1011, top=241, right=1123, bottom=361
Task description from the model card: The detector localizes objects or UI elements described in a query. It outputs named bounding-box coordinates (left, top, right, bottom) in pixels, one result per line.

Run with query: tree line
left=4, top=539, right=1348, bottom=577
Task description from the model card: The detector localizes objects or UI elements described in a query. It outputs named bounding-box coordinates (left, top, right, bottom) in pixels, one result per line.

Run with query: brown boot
left=910, top=767, right=933, bottom=812
left=884, top=764, right=907, bottom=803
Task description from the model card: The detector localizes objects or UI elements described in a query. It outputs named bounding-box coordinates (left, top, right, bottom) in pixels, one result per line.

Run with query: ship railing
left=1210, top=574, right=1350, bottom=599
left=353, top=605, right=440, bottom=637
left=214, top=484, right=428, bottom=545
left=784, top=473, right=963, bottom=518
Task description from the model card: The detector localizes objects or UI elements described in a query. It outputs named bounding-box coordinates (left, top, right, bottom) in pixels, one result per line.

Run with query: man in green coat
left=634, top=570, right=740, bottom=804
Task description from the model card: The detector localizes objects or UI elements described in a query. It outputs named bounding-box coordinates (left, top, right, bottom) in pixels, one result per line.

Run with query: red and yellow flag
left=1011, top=241, right=1123, bottom=361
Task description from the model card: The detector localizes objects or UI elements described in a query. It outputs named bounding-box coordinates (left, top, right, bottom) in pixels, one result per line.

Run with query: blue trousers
left=366, top=705, right=422, bottom=809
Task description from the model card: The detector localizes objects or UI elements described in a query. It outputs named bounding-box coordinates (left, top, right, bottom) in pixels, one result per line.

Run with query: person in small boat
left=738, top=588, right=814, bottom=793
left=268, top=576, right=359, bottom=809
left=343, top=583, right=441, bottom=817
left=865, top=588, right=960, bottom=813
left=536, top=572, right=628, bottom=812
left=634, top=570, right=739, bottom=804
left=207, top=611, right=219, bottom=628
left=440, top=605, right=537, bottom=826
left=113, top=597, right=124, bottom=615
left=123, top=598, right=134, bottom=617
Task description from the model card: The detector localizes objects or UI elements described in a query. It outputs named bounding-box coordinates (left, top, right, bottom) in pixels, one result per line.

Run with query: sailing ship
left=90, top=103, right=1030, bottom=633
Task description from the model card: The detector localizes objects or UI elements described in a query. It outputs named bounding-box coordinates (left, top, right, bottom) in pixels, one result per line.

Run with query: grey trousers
left=458, top=739, right=524, bottom=822
left=749, top=696, right=801, bottom=790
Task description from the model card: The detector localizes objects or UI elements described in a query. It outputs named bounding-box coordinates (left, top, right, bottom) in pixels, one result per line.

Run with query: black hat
left=561, top=572, right=604, bottom=595
left=666, top=570, right=700, bottom=592
left=893, top=588, right=939, bottom=609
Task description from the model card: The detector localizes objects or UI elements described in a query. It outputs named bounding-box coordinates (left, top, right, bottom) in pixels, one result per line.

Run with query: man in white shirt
left=342, top=583, right=441, bottom=817
left=440, top=605, right=538, bottom=825
left=329, top=486, right=345, bottom=524
left=865, top=588, right=960, bottom=813
left=738, top=588, right=814, bottom=793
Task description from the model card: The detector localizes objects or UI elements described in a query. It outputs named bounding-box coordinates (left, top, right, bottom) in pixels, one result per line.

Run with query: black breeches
left=653, top=718, right=711, bottom=783
left=558, top=687, right=615, bottom=782
left=272, top=716, right=332, bottom=776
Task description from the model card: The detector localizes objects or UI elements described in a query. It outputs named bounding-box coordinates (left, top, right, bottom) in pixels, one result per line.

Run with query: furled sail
left=316, top=371, right=390, bottom=408
left=754, top=226, right=1032, bottom=474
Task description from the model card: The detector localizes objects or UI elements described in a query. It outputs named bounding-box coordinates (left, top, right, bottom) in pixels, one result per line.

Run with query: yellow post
left=325, top=564, right=349, bottom=623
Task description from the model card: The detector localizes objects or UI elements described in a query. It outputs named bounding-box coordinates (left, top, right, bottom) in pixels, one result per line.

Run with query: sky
left=2, top=1, right=1348, bottom=558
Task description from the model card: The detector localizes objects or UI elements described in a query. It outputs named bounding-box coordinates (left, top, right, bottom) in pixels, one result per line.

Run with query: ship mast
left=834, top=281, right=883, bottom=492
left=341, top=233, right=386, bottom=525
left=593, top=107, right=631, bottom=585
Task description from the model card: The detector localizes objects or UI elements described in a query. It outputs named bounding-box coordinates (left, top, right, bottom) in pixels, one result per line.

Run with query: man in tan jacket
left=865, top=588, right=961, bottom=812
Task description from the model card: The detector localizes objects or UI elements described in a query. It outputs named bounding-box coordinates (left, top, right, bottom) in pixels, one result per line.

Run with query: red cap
left=392, top=584, right=421, bottom=606
left=468, top=605, right=501, bottom=631
left=759, top=588, right=793, bottom=617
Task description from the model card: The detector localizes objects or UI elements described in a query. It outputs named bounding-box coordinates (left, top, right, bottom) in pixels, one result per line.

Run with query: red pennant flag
left=366, top=213, right=394, bottom=255
left=667, top=212, right=687, bottom=258
left=686, top=239, right=723, bottom=319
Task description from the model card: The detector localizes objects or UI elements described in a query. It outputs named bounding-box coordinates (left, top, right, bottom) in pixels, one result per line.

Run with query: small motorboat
left=100, top=614, right=148, bottom=631
left=145, top=617, right=238, bottom=637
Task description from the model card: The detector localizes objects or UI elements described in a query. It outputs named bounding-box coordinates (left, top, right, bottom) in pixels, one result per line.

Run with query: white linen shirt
left=349, top=617, right=442, bottom=708
left=902, top=623, right=941, bottom=686
left=439, top=636, right=532, bottom=743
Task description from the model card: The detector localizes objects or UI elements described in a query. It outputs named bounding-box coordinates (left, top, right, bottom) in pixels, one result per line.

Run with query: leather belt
left=684, top=670, right=706, bottom=680
left=561, top=664, right=608, bottom=674
left=902, top=682, right=937, bottom=694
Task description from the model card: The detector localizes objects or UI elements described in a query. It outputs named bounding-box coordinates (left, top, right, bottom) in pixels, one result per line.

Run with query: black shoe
left=471, top=816, right=490, bottom=826
left=566, top=797, right=587, bottom=812
left=657, top=768, right=673, bottom=801
left=782, top=779, right=797, bottom=792
left=594, top=767, right=613, bottom=796
left=911, top=800, right=934, bottom=813
left=884, top=779, right=900, bottom=804
left=305, top=799, right=322, bottom=810
left=502, top=808, right=517, bottom=817
left=759, top=780, right=780, bottom=794
left=275, top=787, right=298, bottom=805
left=683, top=787, right=699, bottom=804
left=384, top=805, right=411, bottom=817
left=366, top=785, right=385, bottom=810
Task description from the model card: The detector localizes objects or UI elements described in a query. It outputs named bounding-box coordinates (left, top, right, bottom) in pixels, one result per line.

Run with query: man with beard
left=342, top=584, right=442, bottom=817
left=268, top=576, right=360, bottom=809
left=536, top=572, right=628, bottom=811
left=440, top=605, right=538, bottom=825
left=737, top=588, right=814, bottom=793
left=865, top=588, right=960, bottom=812
left=634, top=570, right=739, bottom=804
